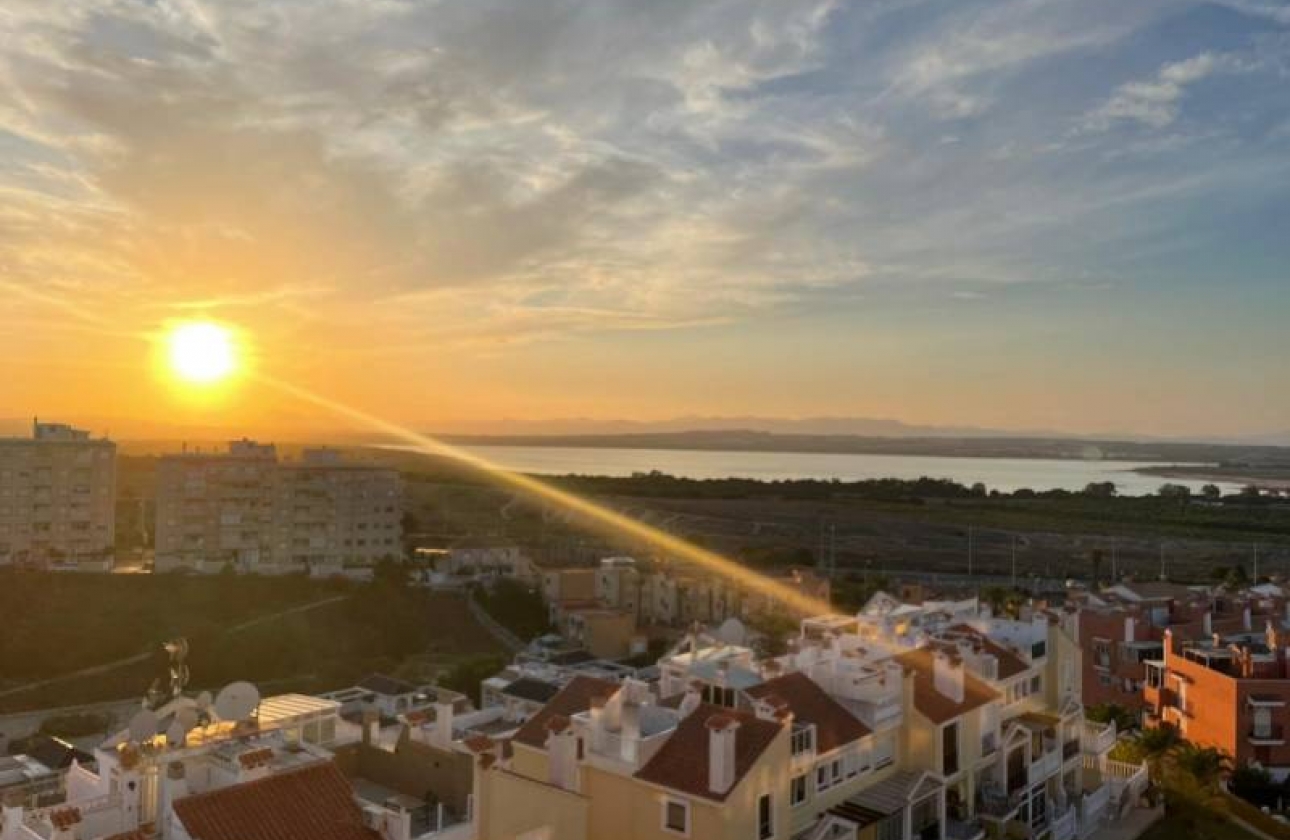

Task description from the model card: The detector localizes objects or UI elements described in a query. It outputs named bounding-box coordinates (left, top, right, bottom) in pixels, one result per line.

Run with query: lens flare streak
left=260, top=374, right=834, bottom=618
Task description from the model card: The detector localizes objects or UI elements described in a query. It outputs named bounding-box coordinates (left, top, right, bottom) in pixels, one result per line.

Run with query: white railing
left=1082, top=720, right=1117, bottom=756
left=1079, top=784, right=1110, bottom=837
left=1029, top=748, right=1061, bottom=785
left=1050, top=807, right=1077, bottom=840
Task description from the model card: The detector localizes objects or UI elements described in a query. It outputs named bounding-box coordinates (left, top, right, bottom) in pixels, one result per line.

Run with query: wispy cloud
left=1082, top=52, right=1230, bottom=130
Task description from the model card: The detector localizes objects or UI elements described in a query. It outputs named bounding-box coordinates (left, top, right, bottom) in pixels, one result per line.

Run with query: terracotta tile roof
left=945, top=624, right=1031, bottom=680
left=172, top=760, right=380, bottom=840
left=512, top=675, right=619, bottom=749
left=746, top=671, right=871, bottom=753
left=103, top=832, right=149, bottom=840
left=463, top=734, right=496, bottom=754
left=895, top=648, right=999, bottom=725
left=49, top=808, right=81, bottom=831
left=237, top=748, right=275, bottom=770
left=634, top=704, right=783, bottom=802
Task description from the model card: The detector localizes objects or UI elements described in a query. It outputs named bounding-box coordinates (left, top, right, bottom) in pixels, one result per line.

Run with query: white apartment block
left=155, top=442, right=402, bottom=574
left=0, top=421, right=115, bottom=569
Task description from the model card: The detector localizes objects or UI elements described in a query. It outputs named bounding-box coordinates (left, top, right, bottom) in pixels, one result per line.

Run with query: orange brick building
left=1071, top=581, right=1287, bottom=720
left=1145, top=624, right=1290, bottom=771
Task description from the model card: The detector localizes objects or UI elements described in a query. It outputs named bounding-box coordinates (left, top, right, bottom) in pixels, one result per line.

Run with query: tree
left=1230, top=765, right=1276, bottom=808
left=1201, top=484, right=1222, bottom=501
left=1086, top=702, right=1136, bottom=733
left=970, top=482, right=987, bottom=497
left=1168, top=742, right=1231, bottom=802
left=1083, top=481, right=1117, bottom=498
left=1114, top=724, right=1180, bottom=780
left=1157, top=483, right=1192, bottom=501
left=438, top=655, right=506, bottom=707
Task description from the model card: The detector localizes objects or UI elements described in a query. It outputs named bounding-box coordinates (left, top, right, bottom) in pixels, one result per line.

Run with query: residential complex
left=154, top=442, right=401, bottom=573
left=1067, top=579, right=1288, bottom=719
left=466, top=592, right=1142, bottom=840
left=0, top=421, right=116, bottom=570
left=535, top=556, right=832, bottom=659
left=1145, top=613, right=1290, bottom=771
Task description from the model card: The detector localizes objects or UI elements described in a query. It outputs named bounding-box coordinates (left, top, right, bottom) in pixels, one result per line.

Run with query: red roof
left=895, top=649, right=999, bottom=725
left=746, top=671, right=871, bottom=753
left=634, top=704, right=782, bottom=802
left=513, top=676, right=619, bottom=749
left=945, top=624, right=1031, bottom=680
left=173, top=761, right=380, bottom=840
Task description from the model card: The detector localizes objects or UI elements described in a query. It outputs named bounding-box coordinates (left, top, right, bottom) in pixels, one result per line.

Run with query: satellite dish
left=175, top=708, right=199, bottom=732
left=716, top=618, right=748, bottom=647
left=196, top=691, right=213, bottom=710
left=128, top=709, right=159, bottom=743
left=214, top=682, right=260, bottom=722
left=166, top=720, right=187, bottom=746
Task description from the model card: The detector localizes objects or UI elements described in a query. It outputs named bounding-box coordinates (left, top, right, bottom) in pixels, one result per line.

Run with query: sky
left=1, top=0, right=1288, bottom=440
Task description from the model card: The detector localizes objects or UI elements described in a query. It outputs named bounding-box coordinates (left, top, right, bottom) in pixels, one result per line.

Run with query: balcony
left=1081, top=721, right=1117, bottom=757
left=1063, top=738, right=1081, bottom=762
left=1028, top=744, right=1061, bottom=786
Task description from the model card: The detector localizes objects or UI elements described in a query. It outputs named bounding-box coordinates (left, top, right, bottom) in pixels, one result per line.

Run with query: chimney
left=1244, top=606, right=1253, bottom=632
left=1124, top=616, right=1136, bottom=643
left=620, top=701, right=641, bottom=763
left=707, top=714, right=740, bottom=795
left=378, top=807, right=412, bottom=840
left=545, top=716, right=578, bottom=791
left=933, top=651, right=965, bottom=704
left=431, top=700, right=454, bottom=750
left=2, top=802, right=25, bottom=840
left=589, top=695, right=608, bottom=752
left=362, top=708, right=380, bottom=746
left=160, top=761, right=188, bottom=832
left=1203, top=612, right=1213, bottom=636
left=679, top=683, right=702, bottom=718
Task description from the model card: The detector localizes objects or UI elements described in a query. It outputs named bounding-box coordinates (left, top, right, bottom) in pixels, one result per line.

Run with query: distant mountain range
left=2, top=414, right=1287, bottom=453
left=437, top=416, right=1290, bottom=448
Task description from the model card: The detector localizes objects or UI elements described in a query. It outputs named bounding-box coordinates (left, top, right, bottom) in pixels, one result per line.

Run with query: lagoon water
left=443, top=444, right=1234, bottom=496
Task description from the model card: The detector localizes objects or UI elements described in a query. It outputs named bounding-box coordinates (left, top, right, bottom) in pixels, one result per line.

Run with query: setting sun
left=167, top=322, right=237, bottom=384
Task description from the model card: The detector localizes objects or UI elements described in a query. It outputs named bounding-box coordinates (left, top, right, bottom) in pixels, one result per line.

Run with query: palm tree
left=1122, top=725, right=1180, bottom=780
left=1169, top=743, right=1232, bottom=793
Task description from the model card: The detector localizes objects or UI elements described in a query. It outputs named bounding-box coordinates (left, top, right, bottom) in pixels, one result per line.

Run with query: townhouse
left=469, top=592, right=1141, bottom=840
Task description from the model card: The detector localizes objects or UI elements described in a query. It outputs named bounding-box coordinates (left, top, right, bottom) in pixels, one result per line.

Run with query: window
left=758, top=793, right=773, bottom=840
left=790, top=774, right=808, bottom=807
left=1029, top=674, right=1042, bottom=694
left=942, top=722, right=960, bottom=776
left=877, top=813, right=904, bottom=840
left=663, top=799, right=690, bottom=835
left=1031, top=640, right=1047, bottom=660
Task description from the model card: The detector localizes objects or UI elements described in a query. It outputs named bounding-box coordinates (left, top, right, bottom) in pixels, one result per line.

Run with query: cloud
left=1082, top=52, right=1229, bottom=130
left=0, top=0, right=1287, bottom=361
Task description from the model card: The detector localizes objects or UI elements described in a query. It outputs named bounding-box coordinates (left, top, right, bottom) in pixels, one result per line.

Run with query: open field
left=0, top=571, right=501, bottom=714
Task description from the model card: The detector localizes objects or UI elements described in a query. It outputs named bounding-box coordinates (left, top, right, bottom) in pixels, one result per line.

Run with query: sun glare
left=167, top=322, right=237, bottom=384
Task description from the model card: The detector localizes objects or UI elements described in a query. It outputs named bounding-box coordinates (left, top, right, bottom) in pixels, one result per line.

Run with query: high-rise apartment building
left=0, top=420, right=116, bottom=569
left=154, top=441, right=401, bottom=573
